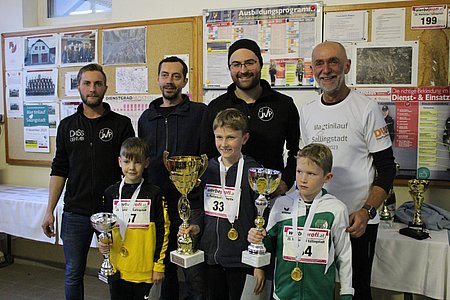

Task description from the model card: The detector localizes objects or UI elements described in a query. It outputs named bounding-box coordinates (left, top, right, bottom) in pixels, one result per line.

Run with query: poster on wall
left=5, top=70, right=24, bottom=118
left=203, top=3, right=323, bottom=88
left=356, top=86, right=450, bottom=181
left=349, top=42, right=418, bottom=87
left=23, top=105, right=50, bottom=153
left=4, top=37, right=23, bottom=70
left=23, top=69, right=58, bottom=101
left=24, top=34, right=58, bottom=68
left=60, top=30, right=97, bottom=66
left=102, top=26, right=147, bottom=65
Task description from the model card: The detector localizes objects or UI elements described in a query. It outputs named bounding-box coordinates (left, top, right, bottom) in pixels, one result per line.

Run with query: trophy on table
left=163, top=151, right=208, bottom=268
left=90, top=212, right=118, bottom=283
left=379, top=162, right=400, bottom=222
left=399, top=179, right=430, bottom=240
left=242, top=167, right=281, bottom=267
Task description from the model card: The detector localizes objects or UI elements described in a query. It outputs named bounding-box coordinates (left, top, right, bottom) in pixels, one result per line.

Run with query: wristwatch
left=363, top=204, right=377, bottom=219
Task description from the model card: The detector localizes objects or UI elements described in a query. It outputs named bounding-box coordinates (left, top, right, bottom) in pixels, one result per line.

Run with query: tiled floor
left=0, top=258, right=109, bottom=300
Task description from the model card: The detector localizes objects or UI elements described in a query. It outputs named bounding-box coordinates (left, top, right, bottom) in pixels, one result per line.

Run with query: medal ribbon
left=219, top=155, right=244, bottom=225
left=117, top=177, right=144, bottom=244
left=292, top=191, right=323, bottom=264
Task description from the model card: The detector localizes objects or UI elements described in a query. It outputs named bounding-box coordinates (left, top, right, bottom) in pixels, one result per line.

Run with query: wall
left=0, top=1, right=446, bottom=298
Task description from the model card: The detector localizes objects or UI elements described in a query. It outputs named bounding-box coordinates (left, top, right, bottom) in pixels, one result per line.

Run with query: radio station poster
left=356, top=86, right=450, bottom=181
left=203, top=3, right=322, bottom=88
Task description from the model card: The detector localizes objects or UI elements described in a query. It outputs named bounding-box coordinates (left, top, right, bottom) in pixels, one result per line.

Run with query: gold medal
left=227, top=227, right=238, bottom=241
left=291, top=266, right=303, bottom=281
left=120, top=246, right=129, bottom=257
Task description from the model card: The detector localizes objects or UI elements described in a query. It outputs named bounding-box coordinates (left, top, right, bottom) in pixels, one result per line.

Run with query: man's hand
left=253, top=268, right=265, bottom=294
left=152, top=271, right=164, bottom=284
left=346, top=209, right=370, bottom=238
left=41, top=212, right=56, bottom=238
left=248, top=227, right=266, bottom=244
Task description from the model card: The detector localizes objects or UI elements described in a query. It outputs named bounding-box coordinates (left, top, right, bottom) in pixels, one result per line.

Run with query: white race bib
left=113, top=199, right=151, bottom=228
left=282, top=226, right=330, bottom=264
left=204, top=184, right=239, bottom=219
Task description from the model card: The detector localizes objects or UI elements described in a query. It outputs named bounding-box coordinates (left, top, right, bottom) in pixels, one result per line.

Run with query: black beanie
left=228, top=39, right=263, bottom=67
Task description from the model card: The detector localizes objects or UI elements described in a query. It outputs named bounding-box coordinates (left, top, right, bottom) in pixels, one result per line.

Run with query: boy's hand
left=253, top=268, right=265, bottom=294
left=152, top=271, right=164, bottom=284
left=248, top=228, right=266, bottom=244
left=97, top=241, right=111, bottom=255
left=178, top=224, right=200, bottom=237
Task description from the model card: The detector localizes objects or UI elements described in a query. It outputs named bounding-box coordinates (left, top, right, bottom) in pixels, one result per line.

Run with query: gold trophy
left=90, top=212, right=119, bottom=283
left=163, top=151, right=208, bottom=268
left=399, top=179, right=430, bottom=240
left=242, top=167, right=281, bottom=267
left=380, top=162, right=400, bottom=221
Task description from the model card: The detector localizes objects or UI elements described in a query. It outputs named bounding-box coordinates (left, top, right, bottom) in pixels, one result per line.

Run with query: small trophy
left=399, top=179, right=430, bottom=240
left=90, top=212, right=118, bottom=283
left=163, top=151, right=208, bottom=268
left=242, top=167, right=281, bottom=267
left=379, top=162, right=400, bottom=222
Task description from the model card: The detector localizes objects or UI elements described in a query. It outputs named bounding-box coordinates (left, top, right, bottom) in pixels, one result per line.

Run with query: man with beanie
left=200, top=38, right=300, bottom=199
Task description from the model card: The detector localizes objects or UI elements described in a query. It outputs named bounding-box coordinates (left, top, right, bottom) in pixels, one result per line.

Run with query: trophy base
left=98, top=270, right=120, bottom=284
left=241, top=250, right=271, bottom=267
left=170, top=249, right=204, bottom=268
left=399, top=227, right=429, bottom=240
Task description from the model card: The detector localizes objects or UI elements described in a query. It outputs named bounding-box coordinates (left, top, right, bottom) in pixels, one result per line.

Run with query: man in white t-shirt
left=299, top=41, right=396, bottom=300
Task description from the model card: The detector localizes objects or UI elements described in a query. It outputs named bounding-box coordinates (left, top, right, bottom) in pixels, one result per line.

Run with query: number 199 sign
left=411, top=5, right=447, bottom=29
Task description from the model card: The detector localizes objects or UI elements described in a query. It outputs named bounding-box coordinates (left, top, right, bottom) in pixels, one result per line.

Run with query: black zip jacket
left=137, top=95, right=207, bottom=216
left=199, top=156, right=260, bottom=268
left=200, top=79, right=300, bottom=190
left=50, top=103, right=135, bottom=216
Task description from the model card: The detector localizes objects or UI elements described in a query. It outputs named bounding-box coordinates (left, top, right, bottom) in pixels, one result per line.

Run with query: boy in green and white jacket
left=248, top=143, right=353, bottom=300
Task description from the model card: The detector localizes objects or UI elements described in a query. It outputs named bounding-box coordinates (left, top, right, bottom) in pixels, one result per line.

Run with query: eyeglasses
left=229, top=59, right=257, bottom=70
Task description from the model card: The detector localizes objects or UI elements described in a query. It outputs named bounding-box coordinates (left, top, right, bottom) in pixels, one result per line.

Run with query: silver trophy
left=90, top=212, right=118, bottom=283
left=242, top=167, right=281, bottom=267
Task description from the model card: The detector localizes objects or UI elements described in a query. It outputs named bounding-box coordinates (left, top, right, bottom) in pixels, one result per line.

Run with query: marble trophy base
left=98, top=270, right=120, bottom=284
left=170, top=249, right=204, bottom=268
left=242, top=250, right=271, bottom=267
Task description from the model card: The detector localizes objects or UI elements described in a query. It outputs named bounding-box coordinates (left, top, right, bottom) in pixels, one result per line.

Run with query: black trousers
left=206, top=264, right=253, bottom=300
left=351, top=223, right=378, bottom=300
left=110, top=278, right=152, bottom=300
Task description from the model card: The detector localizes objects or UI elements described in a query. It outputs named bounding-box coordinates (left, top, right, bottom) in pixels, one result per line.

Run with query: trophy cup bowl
left=90, top=212, right=118, bottom=283
left=163, top=151, right=208, bottom=268
left=242, top=167, right=281, bottom=267
left=399, top=179, right=430, bottom=240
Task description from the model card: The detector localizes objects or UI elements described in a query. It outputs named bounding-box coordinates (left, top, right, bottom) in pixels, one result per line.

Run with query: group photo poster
left=60, top=30, right=97, bottom=66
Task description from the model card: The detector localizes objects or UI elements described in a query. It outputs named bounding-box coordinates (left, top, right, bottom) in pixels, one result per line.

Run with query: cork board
left=1, top=17, right=202, bottom=166
left=325, top=0, right=450, bottom=87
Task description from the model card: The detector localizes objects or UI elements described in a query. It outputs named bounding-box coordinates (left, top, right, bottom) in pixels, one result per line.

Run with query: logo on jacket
left=258, top=106, right=274, bottom=121
left=69, top=129, right=84, bottom=142
left=99, top=128, right=113, bottom=142
left=282, top=207, right=291, bottom=214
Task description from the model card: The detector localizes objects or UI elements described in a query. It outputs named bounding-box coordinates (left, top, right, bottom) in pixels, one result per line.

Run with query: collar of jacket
left=76, top=102, right=111, bottom=118
left=226, top=79, right=276, bottom=103
left=145, top=94, right=191, bottom=120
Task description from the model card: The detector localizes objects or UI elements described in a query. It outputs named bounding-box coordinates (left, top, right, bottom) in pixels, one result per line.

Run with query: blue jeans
left=61, top=212, right=95, bottom=300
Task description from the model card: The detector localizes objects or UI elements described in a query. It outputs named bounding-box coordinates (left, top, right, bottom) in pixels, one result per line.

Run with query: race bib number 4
left=282, top=226, right=330, bottom=264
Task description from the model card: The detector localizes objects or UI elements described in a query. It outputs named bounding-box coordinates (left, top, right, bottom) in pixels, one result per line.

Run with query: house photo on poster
left=24, top=34, right=58, bottom=68
left=350, top=42, right=418, bottom=86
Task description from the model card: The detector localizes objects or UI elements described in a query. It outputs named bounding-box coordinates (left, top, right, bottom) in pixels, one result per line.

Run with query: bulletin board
left=1, top=16, right=203, bottom=166
left=325, top=0, right=450, bottom=184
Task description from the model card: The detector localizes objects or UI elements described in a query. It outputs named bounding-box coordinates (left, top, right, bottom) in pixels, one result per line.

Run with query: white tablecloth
left=0, top=184, right=60, bottom=244
left=372, top=222, right=450, bottom=300
left=0, top=184, right=97, bottom=247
